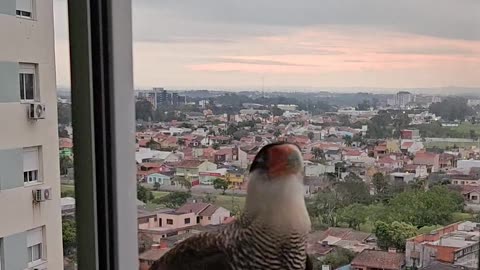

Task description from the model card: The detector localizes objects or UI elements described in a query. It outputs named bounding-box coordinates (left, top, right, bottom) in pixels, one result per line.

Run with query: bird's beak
left=267, top=144, right=302, bottom=178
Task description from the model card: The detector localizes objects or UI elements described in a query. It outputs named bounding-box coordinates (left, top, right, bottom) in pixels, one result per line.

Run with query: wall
left=210, top=208, right=230, bottom=225
left=157, top=212, right=195, bottom=230
left=0, top=1, right=63, bottom=269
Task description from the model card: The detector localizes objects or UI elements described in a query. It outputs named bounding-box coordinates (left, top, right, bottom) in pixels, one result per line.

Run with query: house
left=377, top=156, right=403, bottom=171
left=226, top=169, right=246, bottom=188
left=146, top=173, right=172, bottom=185
left=135, top=147, right=181, bottom=163
left=405, top=221, right=480, bottom=269
left=413, top=152, right=440, bottom=173
left=401, top=129, right=421, bottom=140
left=176, top=202, right=231, bottom=226
left=325, top=149, right=342, bottom=162
left=351, top=249, right=405, bottom=270
left=373, top=144, right=388, bottom=158
left=199, top=168, right=227, bottom=185
left=175, top=160, right=217, bottom=186
left=401, top=141, right=424, bottom=154
left=404, top=164, right=429, bottom=178
left=390, top=172, right=415, bottom=183
left=461, top=186, right=480, bottom=204
left=440, top=153, right=457, bottom=170
left=310, top=227, right=375, bottom=254
left=304, top=162, right=335, bottom=177
left=59, top=138, right=74, bottom=158
left=343, top=150, right=368, bottom=162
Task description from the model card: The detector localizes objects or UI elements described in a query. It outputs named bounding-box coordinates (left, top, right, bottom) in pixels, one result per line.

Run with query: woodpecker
left=151, top=142, right=312, bottom=270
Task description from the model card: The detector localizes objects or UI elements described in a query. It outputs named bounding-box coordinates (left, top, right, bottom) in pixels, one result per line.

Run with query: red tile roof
left=59, top=138, right=73, bottom=149
left=176, top=160, right=205, bottom=168
left=198, top=204, right=220, bottom=217
left=401, top=141, right=414, bottom=149
left=175, top=202, right=210, bottom=214
left=351, top=250, right=405, bottom=270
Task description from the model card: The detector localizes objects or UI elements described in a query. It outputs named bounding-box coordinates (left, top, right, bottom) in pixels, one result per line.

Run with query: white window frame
left=16, top=0, right=35, bottom=19
left=23, top=147, right=42, bottom=185
left=19, top=63, right=39, bottom=103
left=27, top=227, right=45, bottom=268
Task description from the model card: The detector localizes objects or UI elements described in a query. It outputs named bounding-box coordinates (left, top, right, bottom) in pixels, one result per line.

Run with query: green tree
left=135, top=99, right=154, bottom=121
left=320, top=248, right=356, bottom=269
left=153, top=191, right=191, bottom=209
left=307, top=132, right=315, bottom=141
left=273, top=130, right=282, bottom=137
left=59, top=156, right=73, bottom=176
left=343, top=135, right=352, bottom=146
left=174, top=176, right=192, bottom=191
left=213, top=178, right=230, bottom=194
left=138, top=233, right=154, bottom=253
left=57, top=102, right=72, bottom=125
left=137, top=184, right=154, bottom=203
left=374, top=221, right=418, bottom=251
left=338, top=204, right=368, bottom=230
left=271, top=106, right=284, bottom=116
left=153, top=181, right=161, bottom=191
left=61, top=189, right=75, bottom=198
left=62, top=219, right=77, bottom=257
left=356, top=100, right=371, bottom=111
left=307, top=191, right=340, bottom=227
left=212, top=143, right=220, bottom=150
left=429, top=97, right=474, bottom=121
left=372, top=173, right=389, bottom=195
left=336, top=178, right=371, bottom=206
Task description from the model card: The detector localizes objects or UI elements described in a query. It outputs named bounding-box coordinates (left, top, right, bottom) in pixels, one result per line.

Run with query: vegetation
left=153, top=191, right=191, bottom=209
left=213, top=178, right=230, bottom=194
left=429, top=97, right=474, bottom=121
left=316, top=248, right=355, bottom=270
left=137, top=184, right=154, bottom=203
left=59, top=155, right=73, bottom=176
left=58, top=102, right=72, bottom=125
left=374, top=221, right=418, bottom=251
left=62, top=219, right=77, bottom=258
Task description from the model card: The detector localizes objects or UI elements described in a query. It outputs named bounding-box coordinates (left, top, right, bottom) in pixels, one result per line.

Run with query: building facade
left=0, top=0, right=63, bottom=269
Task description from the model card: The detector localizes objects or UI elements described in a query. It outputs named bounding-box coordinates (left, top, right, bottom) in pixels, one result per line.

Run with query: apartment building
left=0, top=0, right=63, bottom=269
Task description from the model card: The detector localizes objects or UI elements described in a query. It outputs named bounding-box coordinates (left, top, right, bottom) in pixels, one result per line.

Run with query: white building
left=0, top=1, right=63, bottom=269
left=396, top=91, right=414, bottom=108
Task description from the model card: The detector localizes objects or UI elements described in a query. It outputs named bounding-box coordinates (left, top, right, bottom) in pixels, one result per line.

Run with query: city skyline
left=54, top=0, right=480, bottom=91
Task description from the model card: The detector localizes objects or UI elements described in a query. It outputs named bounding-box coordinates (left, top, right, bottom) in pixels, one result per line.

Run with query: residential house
left=136, top=147, right=181, bottom=163
left=451, top=174, right=480, bottom=186
left=201, top=135, right=231, bottom=146
left=440, top=153, right=457, bottom=170
left=351, top=250, right=405, bottom=270
left=373, top=144, right=388, bottom=158
left=176, top=202, right=231, bottom=226
left=390, top=172, right=415, bottom=183
left=377, top=156, right=403, bottom=171
left=304, top=162, right=335, bottom=177
left=226, top=169, right=246, bottom=188
left=401, top=141, right=424, bottom=154
left=405, top=222, right=480, bottom=269
left=59, top=138, right=74, bottom=158
left=311, top=227, right=375, bottom=254
left=461, top=186, right=480, bottom=204
left=414, top=152, right=440, bottom=173
left=325, top=149, right=342, bottom=162
left=146, top=173, right=172, bottom=185
left=139, top=244, right=169, bottom=270
left=343, top=150, right=368, bottom=163
left=137, top=162, right=162, bottom=182
left=175, top=160, right=218, bottom=186
left=404, top=164, right=429, bottom=178
left=199, top=168, right=227, bottom=185
left=401, top=129, right=421, bottom=140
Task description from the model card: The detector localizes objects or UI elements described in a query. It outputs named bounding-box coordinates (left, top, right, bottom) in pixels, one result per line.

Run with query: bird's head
left=249, top=142, right=304, bottom=180
left=245, top=142, right=310, bottom=233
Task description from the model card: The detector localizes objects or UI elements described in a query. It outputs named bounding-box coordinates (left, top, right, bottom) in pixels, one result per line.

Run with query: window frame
left=23, top=146, right=42, bottom=186
left=16, top=0, right=35, bottom=20
left=67, top=0, right=137, bottom=269
left=27, top=227, right=45, bottom=268
left=19, top=63, right=39, bottom=103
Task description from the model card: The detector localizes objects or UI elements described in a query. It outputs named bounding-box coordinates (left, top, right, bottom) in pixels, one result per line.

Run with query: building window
left=19, top=63, right=38, bottom=102
left=208, top=217, right=211, bottom=220
left=184, top=218, right=191, bottom=224
left=166, top=219, right=173, bottom=225
left=472, top=196, right=478, bottom=201
left=23, top=147, right=41, bottom=184
left=16, top=0, right=34, bottom=19
left=27, top=228, right=44, bottom=267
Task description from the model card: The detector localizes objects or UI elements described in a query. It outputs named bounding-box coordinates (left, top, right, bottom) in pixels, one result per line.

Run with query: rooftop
left=351, top=250, right=405, bottom=270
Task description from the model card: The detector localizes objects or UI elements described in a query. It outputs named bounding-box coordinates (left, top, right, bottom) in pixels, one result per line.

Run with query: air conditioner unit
left=28, top=103, right=46, bottom=120
left=33, top=187, right=52, bottom=202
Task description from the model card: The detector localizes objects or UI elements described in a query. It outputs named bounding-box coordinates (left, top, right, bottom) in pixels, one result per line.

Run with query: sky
left=54, top=0, right=480, bottom=91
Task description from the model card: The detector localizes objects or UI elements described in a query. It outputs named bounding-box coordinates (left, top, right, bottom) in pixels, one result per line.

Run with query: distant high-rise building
left=0, top=0, right=63, bottom=269
left=396, top=91, right=414, bottom=108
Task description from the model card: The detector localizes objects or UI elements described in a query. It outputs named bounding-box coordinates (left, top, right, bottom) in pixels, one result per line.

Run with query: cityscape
left=1, top=0, right=480, bottom=270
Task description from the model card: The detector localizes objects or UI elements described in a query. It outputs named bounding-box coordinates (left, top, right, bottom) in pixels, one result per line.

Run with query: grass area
left=152, top=191, right=171, bottom=199
left=214, top=194, right=246, bottom=212
left=425, top=141, right=478, bottom=149
left=61, top=184, right=75, bottom=193
left=453, top=123, right=480, bottom=134
left=451, top=212, right=474, bottom=223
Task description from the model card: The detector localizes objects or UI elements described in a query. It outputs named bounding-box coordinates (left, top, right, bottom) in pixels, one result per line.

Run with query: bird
left=150, top=142, right=312, bottom=270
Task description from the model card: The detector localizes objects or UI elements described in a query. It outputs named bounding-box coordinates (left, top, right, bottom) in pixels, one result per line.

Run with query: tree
left=372, top=173, right=389, bottom=195
left=137, top=184, right=154, bottom=203
left=307, top=132, right=315, bottom=141
left=59, top=156, right=73, bottom=176
left=338, top=204, right=368, bottom=230
left=213, top=178, right=229, bottom=194
left=429, top=97, right=474, bottom=121
left=174, top=176, right=192, bottom=191
left=58, top=102, right=72, bottom=125
left=271, top=106, right=284, bottom=116
left=343, top=135, right=352, bottom=146
left=356, top=100, right=371, bottom=111
left=374, top=221, right=418, bottom=251
left=311, top=148, right=324, bottom=160
left=153, top=191, right=191, bottom=209
left=146, top=138, right=161, bottom=150
left=307, top=191, right=341, bottom=227
left=273, top=130, right=282, bottom=137
left=62, top=219, right=77, bottom=257
left=135, top=99, right=154, bottom=121
left=212, top=143, right=220, bottom=150
left=335, top=178, right=371, bottom=206
left=58, top=127, right=69, bottom=138
left=153, top=181, right=161, bottom=191
left=338, top=115, right=351, bottom=127
left=202, top=193, right=217, bottom=203
left=320, top=248, right=355, bottom=269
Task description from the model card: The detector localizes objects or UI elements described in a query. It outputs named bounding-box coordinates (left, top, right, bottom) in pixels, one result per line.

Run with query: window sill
left=24, top=181, right=43, bottom=188
left=27, top=259, right=47, bottom=269
left=16, top=15, right=35, bottom=21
